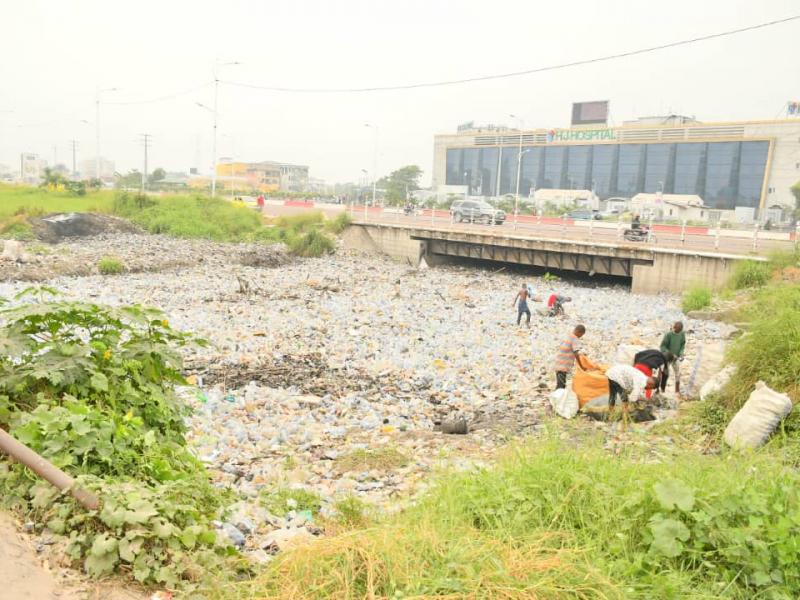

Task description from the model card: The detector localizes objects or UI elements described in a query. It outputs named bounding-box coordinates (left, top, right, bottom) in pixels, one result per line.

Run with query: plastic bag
left=549, top=387, right=578, bottom=419
left=699, top=365, right=736, bottom=401
left=723, top=381, right=792, bottom=449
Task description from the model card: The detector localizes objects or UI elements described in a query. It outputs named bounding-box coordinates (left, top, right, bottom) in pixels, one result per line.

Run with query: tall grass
left=113, top=193, right=264, bottom=242
left=0, top=184, right=114, bottom=218
left=681, top=284, right=712, bottom=313
left=730, top=259, right=770, bottom=289
left=725, top=283, right=800, bottom=407
left=213, top=438, right=800, bottom=599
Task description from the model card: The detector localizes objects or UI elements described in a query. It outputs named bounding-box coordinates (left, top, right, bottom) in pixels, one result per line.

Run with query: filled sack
left=723, top=381, right=792, bottom=449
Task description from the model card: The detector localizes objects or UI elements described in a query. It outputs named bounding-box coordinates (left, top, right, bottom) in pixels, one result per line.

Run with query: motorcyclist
left=404, top=201, right=414, bottom=215
left=632, top=214, right=641, bottom=230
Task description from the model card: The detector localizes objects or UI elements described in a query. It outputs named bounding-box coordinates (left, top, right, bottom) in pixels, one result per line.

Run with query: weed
left=324, top=211, right=352, bottom=234
left=730, top=259, right=770, bottom=289
left=97, top=256, right=124, bottom=275
left=219, top=438, right=800, bottom=599
left=335, top=448, right=409, bottom=472
left=286, top=228, right=334, bottom=257
left=543, top=271, right=560, bottom=282
left=261, top=487, right=322, bottom=516
left=0, top=217, right=35, bottom=240
left=332, top=495, right=372, bottom=529
left=681, top=284, right=712, bottom=313
left=726, top=283, right=800, bottom=407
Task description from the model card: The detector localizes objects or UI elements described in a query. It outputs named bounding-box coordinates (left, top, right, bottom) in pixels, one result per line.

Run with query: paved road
left=264, top=204, right=794, bottom=256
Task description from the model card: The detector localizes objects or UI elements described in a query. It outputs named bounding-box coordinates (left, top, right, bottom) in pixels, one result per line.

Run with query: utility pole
left=69, top=139, right=78, bottom=179
left=139, top=134, right=152, bottom=191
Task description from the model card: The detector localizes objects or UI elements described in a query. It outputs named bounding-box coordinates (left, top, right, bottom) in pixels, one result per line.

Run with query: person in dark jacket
left=660, top=321, right=686, bottom=396
left=633, top=348, right=672, bottom=394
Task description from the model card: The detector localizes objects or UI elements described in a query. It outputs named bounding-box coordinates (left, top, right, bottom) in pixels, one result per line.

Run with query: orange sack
left=572, top=355, right=609, bottom=409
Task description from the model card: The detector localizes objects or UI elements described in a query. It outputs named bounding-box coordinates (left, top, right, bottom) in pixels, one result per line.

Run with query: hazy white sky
left=1, top=0, right=798, bottom=185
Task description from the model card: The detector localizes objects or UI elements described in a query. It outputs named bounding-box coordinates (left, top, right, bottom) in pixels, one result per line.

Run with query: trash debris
left=549, top=387, right=579, bottom=419
left=723, top=381, right=793, bottom=449
left=699, top=365, right=737, bottom=401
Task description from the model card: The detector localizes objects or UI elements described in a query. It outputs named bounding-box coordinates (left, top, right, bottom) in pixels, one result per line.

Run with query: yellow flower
left=103, top=349, right=112, bottom=360
left=161, top=319, right=169, bottom=327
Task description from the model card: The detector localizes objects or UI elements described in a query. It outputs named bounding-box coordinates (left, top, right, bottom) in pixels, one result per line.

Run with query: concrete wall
left=631, top=251, right=741, bottom=294
left=341, top=224, right=423, bottom=265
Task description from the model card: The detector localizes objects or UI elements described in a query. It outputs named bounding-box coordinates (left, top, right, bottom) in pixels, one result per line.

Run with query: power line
left=220, top=15, right=800, bottom=94
left=106, top=82, right=212, bottom=106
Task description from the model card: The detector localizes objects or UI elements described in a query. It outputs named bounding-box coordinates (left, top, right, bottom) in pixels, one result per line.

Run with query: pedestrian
left=660, top=321, right=686, bottom=397
left=547, top=294, right=572, bottom=317
left=554, top=324, right=585, bottom=390
left=512, top=283, right=532, bottom=327
left=632, top=348, right=670, bottom=397
left=257, top=194, right=265, bottom=208
left=606, top=364, right=658, bottom=410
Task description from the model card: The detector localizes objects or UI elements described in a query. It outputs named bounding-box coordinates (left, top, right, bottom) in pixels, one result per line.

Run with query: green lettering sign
left=550, top=129, right=616, bottom=142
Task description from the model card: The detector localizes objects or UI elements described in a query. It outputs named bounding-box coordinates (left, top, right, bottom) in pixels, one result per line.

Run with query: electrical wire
left=105, top=81, right=213, bottom=105
left=220, top=15, right=799, bottom=94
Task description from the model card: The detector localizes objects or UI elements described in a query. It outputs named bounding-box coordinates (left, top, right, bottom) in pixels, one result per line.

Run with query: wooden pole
left=0, top=429, right=100, bottom=511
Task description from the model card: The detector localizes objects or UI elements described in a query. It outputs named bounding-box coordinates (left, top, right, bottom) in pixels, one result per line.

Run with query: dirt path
left=0, top=512, right=146, bottom=600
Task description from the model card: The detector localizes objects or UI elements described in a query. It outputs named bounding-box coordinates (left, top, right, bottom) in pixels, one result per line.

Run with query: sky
left=0, top=0, right=798, bottom=186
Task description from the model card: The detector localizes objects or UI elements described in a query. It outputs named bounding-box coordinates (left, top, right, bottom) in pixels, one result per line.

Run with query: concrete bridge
left=342, top=223, right=762, bottom=294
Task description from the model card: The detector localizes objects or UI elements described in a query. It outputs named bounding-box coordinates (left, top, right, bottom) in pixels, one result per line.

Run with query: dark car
left=565, top=209, right=601, bottom=220
left=450, top=200, right=505, bottom=224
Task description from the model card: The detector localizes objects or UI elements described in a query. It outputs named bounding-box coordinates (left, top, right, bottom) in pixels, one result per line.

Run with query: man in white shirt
left=606, top=364, right=657, bottom=410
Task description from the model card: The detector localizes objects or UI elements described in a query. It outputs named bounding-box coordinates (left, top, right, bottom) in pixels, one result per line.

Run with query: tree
left=148, top=167, right=166, bottom=185
left=115, top=170, right=143, bottom=190
left=791, top=180, right=800, bottom=223
left=377, top=165, right=423, bottom=206
left=39, top=167, right=67, bottom=188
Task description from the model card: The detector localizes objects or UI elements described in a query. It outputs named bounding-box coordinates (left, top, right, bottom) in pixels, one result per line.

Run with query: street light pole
left=209, top=61, right=240, bottom=198
left=514, top=149, right=530, bottom=231
left=95, top=87, right=119, bottom=183
left=364, top=124, right=378, bottom=206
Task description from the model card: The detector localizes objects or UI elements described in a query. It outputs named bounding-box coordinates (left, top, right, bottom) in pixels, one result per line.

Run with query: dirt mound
left=31, top=212, right=139, bottom=242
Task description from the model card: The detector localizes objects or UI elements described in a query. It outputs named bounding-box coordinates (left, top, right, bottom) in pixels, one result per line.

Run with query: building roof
left=631, top=193, right=704, bottom=207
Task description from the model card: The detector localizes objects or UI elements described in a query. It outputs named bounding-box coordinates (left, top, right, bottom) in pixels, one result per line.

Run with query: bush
left=681, top=285, right=712, bottom=313
left=730, top=259, right=770, bottom=289
left=0, top=217, right=35, bottom=240
left=726, top=283, right=800, bottom=407
left=261, top=487, right=322, bottom=517
left=0, top=294, right=229, bottom=588
left=97, top=256, right=124, bottom=275
left=113, top=194, right=263, bottom=242
left=286, top=228, right=334, bottom=257
left=324, top=211, right=352, bottom=234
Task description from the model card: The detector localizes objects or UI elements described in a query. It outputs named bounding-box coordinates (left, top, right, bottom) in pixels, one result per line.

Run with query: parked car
left=564, top=209, right=601, bottom=220
left=450, top=200, right=505, bottom=224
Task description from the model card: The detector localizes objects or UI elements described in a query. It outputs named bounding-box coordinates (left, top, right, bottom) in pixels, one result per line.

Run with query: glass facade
left=445, top=140, right=770, bottom=209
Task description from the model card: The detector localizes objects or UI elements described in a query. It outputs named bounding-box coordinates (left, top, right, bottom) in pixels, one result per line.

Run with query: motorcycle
left=403, top=204, right=416, bottom=216
left=623, top=226, right=656, bottom=243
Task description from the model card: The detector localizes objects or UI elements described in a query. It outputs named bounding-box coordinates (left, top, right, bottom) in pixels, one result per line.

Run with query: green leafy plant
left=681, top=284, right=712, bottom=313
left=97, top=256, right=124, bottom=275
left=261, top=487, right=322, bottom=517
left=543, top=272, right=560, bottom=282
left=0, top=293, right=234, bottom=589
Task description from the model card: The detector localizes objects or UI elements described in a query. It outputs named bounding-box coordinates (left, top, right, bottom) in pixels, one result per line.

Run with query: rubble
left=0, top=238, right=734, bottom=560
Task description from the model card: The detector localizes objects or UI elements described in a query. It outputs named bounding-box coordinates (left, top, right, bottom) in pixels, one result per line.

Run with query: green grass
left=214, top=437, right=800, bottom=600
left=730, top=259, right=770, bottom=289
left=0, top=186, right=343, bottom=257
left=97, top=256, right=124, bottom=275
left=113, top=192, right=264, bottom=242
left=681, top=284, right=712, bottom=313
left=261, top=487, right=323, bottom=517
left=0, top=184, right=114, bottom=219
left=335, top=447, right=409, bottom=472
left=0, top=216, right=35, bottom=240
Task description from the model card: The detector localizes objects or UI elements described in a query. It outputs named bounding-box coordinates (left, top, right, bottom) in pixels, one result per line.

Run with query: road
left=264, top=203, right=795, bottom=256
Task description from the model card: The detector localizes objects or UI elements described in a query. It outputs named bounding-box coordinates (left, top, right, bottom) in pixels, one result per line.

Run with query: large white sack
left=700, top=365, right=737, bottom=401
left=614, top=344, right=645, bottom=366
left=1, top=240, right=23, bottom=261
left=549, top=387, right=579, bottom=419
left=723, top=381, right=793, bottom=449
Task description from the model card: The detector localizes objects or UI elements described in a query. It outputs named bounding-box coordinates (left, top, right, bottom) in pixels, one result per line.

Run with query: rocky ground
left=0, top=234, right=734, bottom=565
